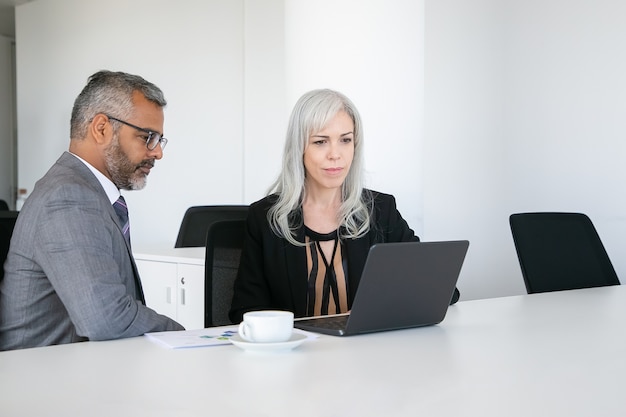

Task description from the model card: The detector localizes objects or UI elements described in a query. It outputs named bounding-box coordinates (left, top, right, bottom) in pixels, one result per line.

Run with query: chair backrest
left=0, top=199, right=9, bottom=211
left=174, top=205, right=248, bottom=248
left=204, top=219, right=247, bottom=327
left=1, top=211, right=20, bottom=281
left=509, top=212, right=620, bottom=294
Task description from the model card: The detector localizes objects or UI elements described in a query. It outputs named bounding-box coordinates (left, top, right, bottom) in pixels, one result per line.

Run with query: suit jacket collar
left=58, top=151, right=106, bottom=194
left=67, top=152, right=119, bottom=204
left=58, top=153, right=122, bottom=237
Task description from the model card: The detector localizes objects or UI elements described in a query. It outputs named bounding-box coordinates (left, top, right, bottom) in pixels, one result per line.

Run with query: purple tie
left=113, top=195, right=130, bottom=245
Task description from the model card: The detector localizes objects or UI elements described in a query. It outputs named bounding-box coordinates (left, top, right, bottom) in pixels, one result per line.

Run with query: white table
left=1, top=286, right=625, bottom=417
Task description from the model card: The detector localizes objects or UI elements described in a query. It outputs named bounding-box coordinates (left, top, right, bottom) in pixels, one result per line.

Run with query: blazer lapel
left=62, top=152, right=146, bottom=304
left=108, top=204, right=146, bottom=304
left=129, top=255, right=146, bottom=304
left=285, top=225, right=308, bottom=317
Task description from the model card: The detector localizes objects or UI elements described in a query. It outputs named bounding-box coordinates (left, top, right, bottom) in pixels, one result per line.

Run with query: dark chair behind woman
left=204, top=219, right=247, bottom=327
left=175, top=205, right=248, bottom=248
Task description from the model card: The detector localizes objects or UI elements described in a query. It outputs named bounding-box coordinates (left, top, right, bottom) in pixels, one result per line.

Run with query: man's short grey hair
left=70, top=70, right=166, bottom=140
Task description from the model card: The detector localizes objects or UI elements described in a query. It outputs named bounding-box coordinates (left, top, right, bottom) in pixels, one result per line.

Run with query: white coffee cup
left=238, top=310, right=294, bottom=343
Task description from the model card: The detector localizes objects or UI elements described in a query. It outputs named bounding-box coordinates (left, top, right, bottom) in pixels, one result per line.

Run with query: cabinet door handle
left=180, top=288, right=186, bottom=305
left=166, top=287, right=172, bottom=304
left=180, top=277, right=185, bottom=285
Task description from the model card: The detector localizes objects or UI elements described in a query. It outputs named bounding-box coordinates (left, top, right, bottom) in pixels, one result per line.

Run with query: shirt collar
left=69, top=152, right=120, bottom=205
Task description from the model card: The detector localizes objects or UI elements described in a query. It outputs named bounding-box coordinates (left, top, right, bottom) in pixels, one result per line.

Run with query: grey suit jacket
left=0, top=152, right=183, bottom=351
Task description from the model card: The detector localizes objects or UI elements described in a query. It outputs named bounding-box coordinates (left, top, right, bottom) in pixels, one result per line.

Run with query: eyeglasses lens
left=147, top=134, right=167, bottom=150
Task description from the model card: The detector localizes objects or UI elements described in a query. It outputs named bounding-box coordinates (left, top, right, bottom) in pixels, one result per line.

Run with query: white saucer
left=230, top=333, right=307, bottom=352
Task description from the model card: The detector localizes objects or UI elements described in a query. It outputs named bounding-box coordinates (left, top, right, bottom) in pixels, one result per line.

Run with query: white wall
left=284, top=0, right=425, bottom=235
left=0, top=35, right=14, bottom=208
left=16, top=0, right=426, bottom=247
left=242, top=0, right=286, bottom=203
left=15, top=0, right=626, bottom=301
left=425, top=0, right=626, bottom=299
left=16, top=0, right=247, bottom=246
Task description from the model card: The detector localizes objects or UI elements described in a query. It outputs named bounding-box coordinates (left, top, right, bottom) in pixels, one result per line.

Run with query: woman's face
left=303, top=110, right=355, bottom=194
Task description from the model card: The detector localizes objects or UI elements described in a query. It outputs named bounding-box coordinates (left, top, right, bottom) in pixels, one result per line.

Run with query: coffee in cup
left=238, top=310, right=294, bottom=343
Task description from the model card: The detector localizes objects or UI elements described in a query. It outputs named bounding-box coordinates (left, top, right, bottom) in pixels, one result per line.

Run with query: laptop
left=294, top=240, right=469, bottom=336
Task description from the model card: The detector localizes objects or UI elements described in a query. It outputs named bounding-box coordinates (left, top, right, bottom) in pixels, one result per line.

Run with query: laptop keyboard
left=296, top=315, right=349, bottom=330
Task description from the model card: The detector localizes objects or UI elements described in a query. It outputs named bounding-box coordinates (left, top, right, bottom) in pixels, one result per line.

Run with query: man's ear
left=90, top=114, right=112, bottom=146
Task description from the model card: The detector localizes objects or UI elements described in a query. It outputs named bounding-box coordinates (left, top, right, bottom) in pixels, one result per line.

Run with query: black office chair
left=204, top=219, right=247, bottom=327
left=1, top=211, right=20, bottom=281
left=174, top=205, right=248, bottom=248
left=509, top=212, right=620, bottom=294
left=0, top=199, right=9, bottom=211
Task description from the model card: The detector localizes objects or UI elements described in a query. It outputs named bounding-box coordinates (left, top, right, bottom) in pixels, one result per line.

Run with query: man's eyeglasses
left=106, top=115, right=168, bottom=150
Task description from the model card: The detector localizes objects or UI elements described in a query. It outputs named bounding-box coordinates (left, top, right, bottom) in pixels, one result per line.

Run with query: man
left=0, top=70, right=184, bottom=351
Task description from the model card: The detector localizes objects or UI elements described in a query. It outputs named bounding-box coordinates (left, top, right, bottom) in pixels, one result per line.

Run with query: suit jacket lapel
left=108, top=205, right=146, bottom=304
left=60, top=152, right=146, bottom=304
left=128, top=255, right=146, bottom=304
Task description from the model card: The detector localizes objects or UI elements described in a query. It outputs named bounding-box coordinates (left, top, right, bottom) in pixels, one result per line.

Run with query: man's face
left=104, top=92, right=165, bottom=190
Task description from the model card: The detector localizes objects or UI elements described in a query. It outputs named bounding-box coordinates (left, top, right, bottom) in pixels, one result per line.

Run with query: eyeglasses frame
left=106, top=115, right=168, bottom=150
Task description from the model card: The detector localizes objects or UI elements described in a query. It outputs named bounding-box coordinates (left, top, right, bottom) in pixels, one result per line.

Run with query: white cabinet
left=134, top=247, right=205, bottom=330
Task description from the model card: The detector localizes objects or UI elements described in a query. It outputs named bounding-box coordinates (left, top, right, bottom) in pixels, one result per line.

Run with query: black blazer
left=229, top=190, right=459, bottom=322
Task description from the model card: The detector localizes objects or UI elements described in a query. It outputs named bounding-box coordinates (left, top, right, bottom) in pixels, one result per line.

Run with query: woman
left=229, top=89, right=459, bottom=323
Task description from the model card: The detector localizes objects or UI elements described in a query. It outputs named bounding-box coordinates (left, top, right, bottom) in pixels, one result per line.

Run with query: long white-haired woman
left=229, top=89, right=459, bottom=322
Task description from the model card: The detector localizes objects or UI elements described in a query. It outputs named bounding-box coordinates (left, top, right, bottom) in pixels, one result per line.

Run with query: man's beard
left=104, top=134, right=154, bottom=190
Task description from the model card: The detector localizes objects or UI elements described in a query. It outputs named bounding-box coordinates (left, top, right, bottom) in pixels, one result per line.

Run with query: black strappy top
left=304, top=227, right=349, bottom=316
